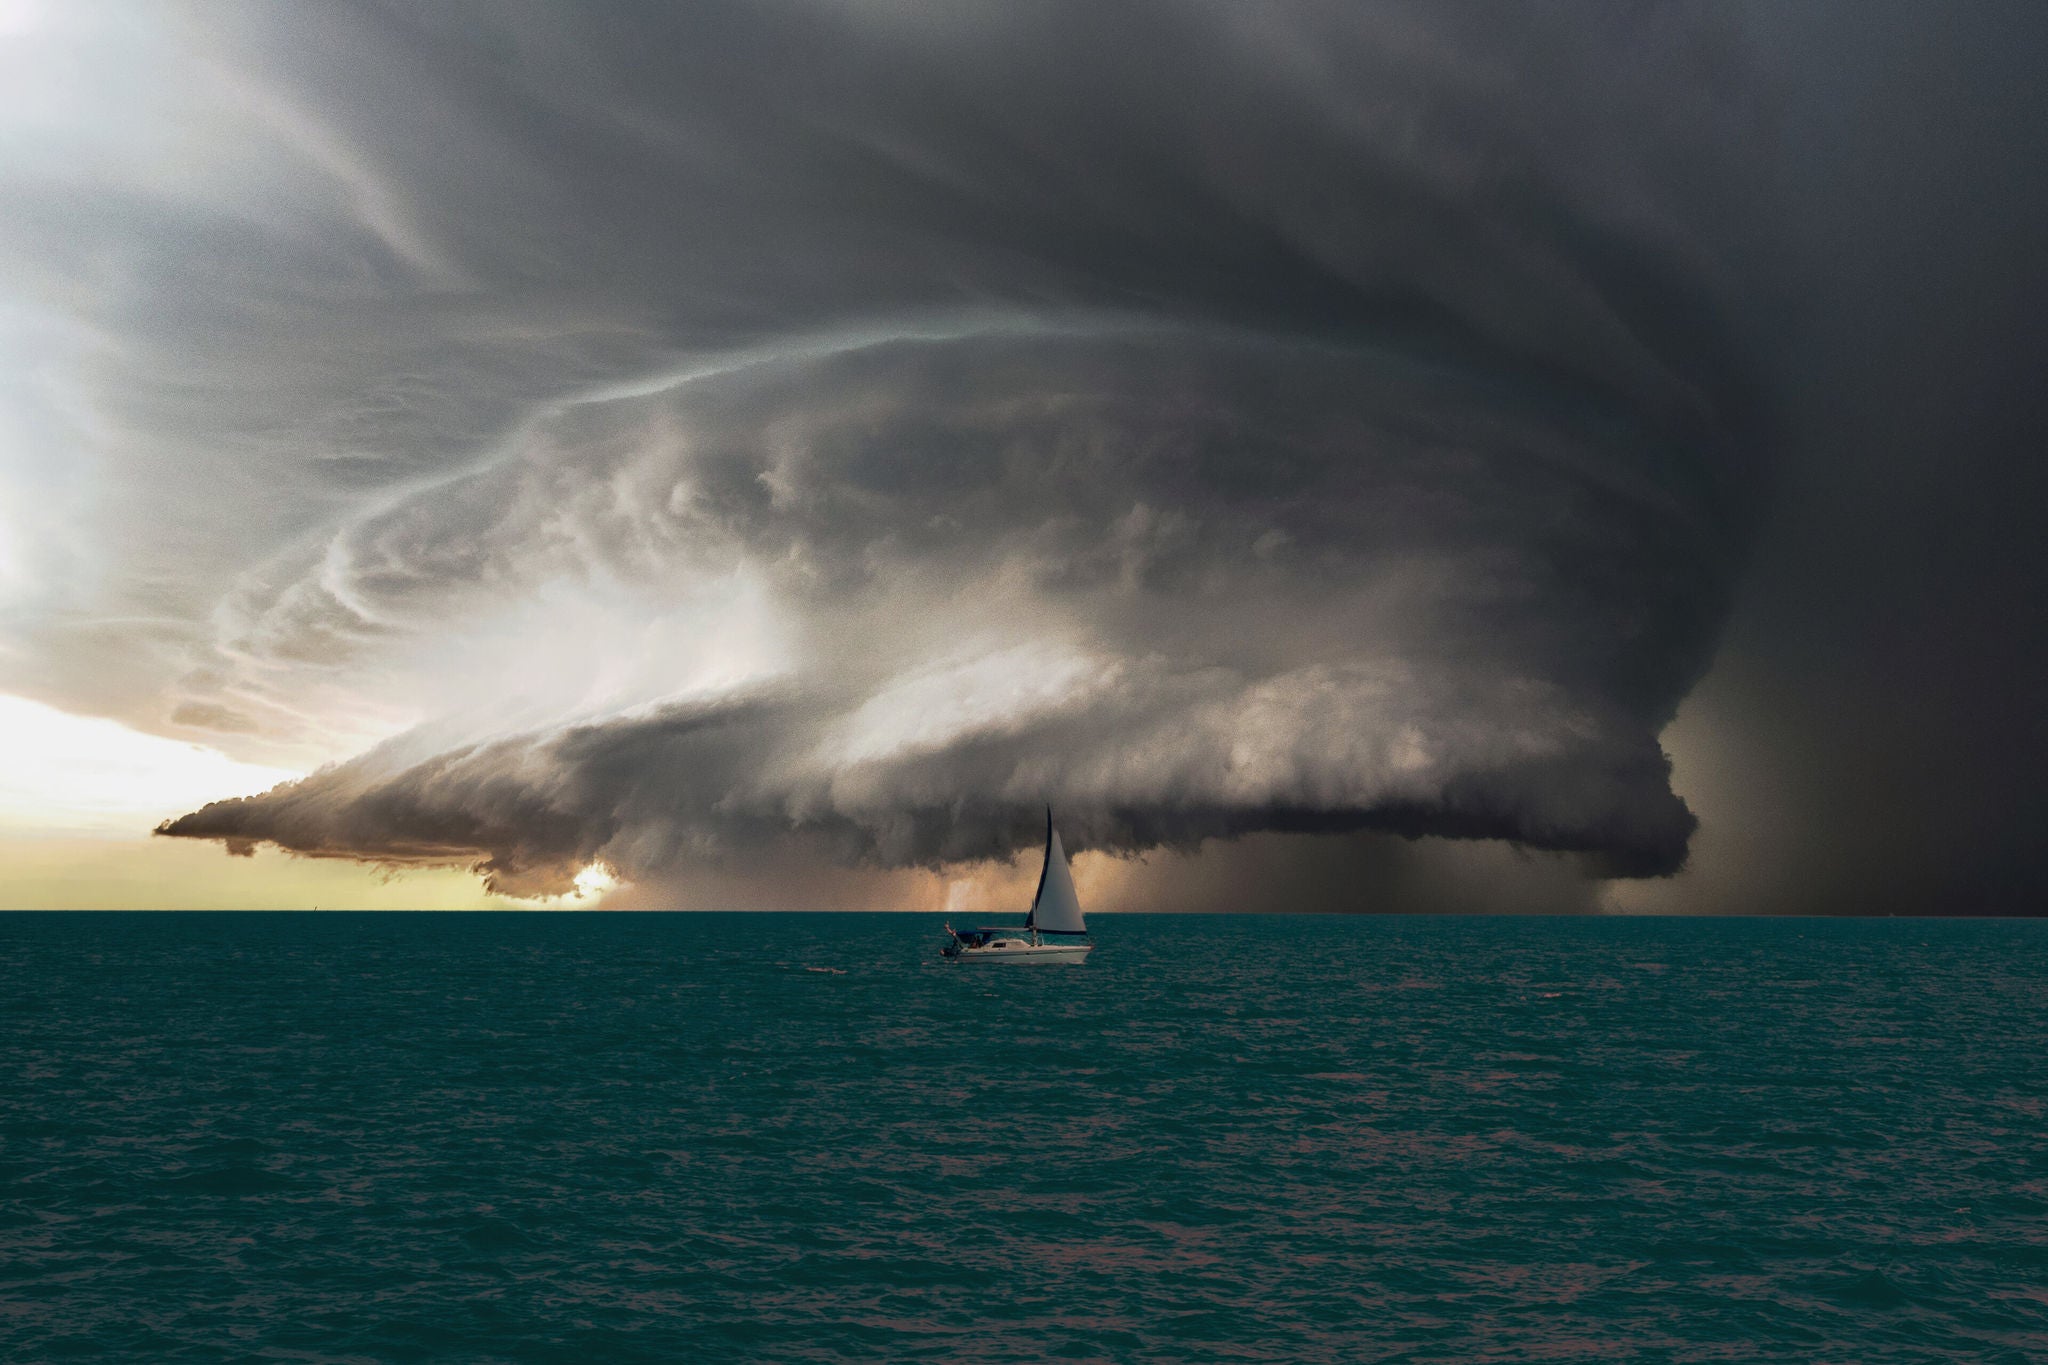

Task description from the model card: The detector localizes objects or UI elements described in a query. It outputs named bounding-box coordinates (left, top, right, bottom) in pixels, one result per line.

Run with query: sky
left=1, top=1, right=2043, bottom=914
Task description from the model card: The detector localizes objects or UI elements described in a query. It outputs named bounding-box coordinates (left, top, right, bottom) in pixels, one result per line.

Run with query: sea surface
left=4, top=912, right=2046, bottom=1363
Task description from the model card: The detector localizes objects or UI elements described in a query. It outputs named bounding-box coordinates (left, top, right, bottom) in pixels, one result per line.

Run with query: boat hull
left=945, top=942, right=1092, bottom=964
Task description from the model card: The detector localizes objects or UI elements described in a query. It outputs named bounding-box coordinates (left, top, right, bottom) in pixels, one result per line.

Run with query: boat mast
left=1025, top=805, right=1051, bottom=943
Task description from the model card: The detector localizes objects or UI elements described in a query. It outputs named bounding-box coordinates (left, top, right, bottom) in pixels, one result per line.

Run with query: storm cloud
left=30, top=0, right=1979, bottom=904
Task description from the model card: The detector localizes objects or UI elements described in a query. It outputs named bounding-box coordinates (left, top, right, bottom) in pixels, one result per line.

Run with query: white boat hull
left=946, top=942, right=1092, bottom=964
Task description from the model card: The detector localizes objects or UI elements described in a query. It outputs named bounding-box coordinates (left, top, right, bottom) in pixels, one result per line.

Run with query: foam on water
left=3, top=912, right=2046, bottom=1362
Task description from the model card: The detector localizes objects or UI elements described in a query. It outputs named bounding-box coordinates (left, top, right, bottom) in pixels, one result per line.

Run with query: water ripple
left=3, top=912, right=2047, bottom=1362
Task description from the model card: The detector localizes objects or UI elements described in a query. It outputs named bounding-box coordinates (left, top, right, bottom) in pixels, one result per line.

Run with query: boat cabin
left=951, top=928, right=1028, bottom=950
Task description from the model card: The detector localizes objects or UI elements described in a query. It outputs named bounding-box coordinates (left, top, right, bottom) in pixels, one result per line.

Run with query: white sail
left=1025, top=816, right=1087, bottom=935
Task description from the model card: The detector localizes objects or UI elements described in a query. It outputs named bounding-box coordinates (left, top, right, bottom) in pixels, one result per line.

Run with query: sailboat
left=941, top=810, right=1093, bottom=964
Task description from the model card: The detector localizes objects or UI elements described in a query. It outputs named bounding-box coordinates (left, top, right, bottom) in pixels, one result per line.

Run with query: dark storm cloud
left=1654, top=0, right=2048, bottom=916
left=0, top=2, right=1785, bottom=895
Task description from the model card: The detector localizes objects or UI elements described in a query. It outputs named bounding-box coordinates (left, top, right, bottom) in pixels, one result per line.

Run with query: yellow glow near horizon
left=0, top=837, right=511, bottom=911
left=0, top=692, right=300, bottom=838
left=0, top=692, right=521, bottom=909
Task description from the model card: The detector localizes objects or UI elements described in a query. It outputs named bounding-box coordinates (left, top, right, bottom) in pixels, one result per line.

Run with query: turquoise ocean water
left=4, top=912, right=2046, bottom=1362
